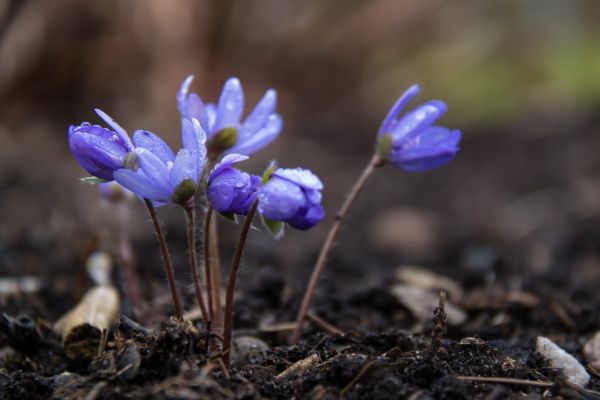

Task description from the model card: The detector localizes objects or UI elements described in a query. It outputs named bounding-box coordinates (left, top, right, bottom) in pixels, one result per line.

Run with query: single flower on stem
left=291, top=84, right=461, bottom=343
left=208, top=154, right=261, bottom=216
left=219, top=163, right=325, bottom=367
left=113, top=118, right=210, bottom=324
left=258, top=166, right=325, bottom=237
left=177, top=75, right=282, bottom=158
left=68, top=109, right=134, bottom=181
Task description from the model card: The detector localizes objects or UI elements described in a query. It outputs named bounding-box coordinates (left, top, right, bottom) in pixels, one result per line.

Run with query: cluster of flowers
left=68, top=74, right=461, bottom=355
left=69, top=76, right=323, bottom=231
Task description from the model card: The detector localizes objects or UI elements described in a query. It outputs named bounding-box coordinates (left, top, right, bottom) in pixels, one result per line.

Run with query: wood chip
left=390, top=284, right=467, bottom=326
left=276, top=353, right=320, bottom=379
left=395, top=265, right=463, bottom=300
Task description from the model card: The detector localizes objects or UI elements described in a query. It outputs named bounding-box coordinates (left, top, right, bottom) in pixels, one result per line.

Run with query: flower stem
left=203, top=207, right=215, bottom=321
left=184, top=204, right=210, bottom=327
left=222, top=200, right=258, bottom=366
left=117, top=200, right=141, bottom=307
left=291, top=154, right=383, bottom=343
left=208, top=212, right=223, bottom=333
left=144, top=199, right=183, bottom=320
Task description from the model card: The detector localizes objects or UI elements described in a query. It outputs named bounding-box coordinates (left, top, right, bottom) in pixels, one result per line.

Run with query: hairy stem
left=209, top=212, right=223, bottom=332
left=222, top=201, right=258, bottom=366
left=203, top=207, right=215, bottom=321
left=184, top=205, right=210, bottom=326
left=291, top=154, right=383, bottom=343
left=144, top=199, right=183, bottom=321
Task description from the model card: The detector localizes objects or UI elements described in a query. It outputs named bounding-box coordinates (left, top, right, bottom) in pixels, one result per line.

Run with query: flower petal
left=272, top=167, right=323, bottom=190
left=378, top=84, right=420, bottom=137
left=257, top=176, right=305, bottom=220
left=239, top=89, right=277, bottom=140
left=390, top=100, right=447, bottom=144
left=114, top=169, right=171, bottom=202
left=170, top=149, right=197, bottom=188
left=388, top=146, right=459, bottom=172
left=287, top=203, right=325, bottom=230
left=135, top=148, right=172, bottom=193
left=205, top=103, right=217, bottom=134
left=227, top=114, right=282, bottom=156
left=133, top=130, right=175, bottom=163
left=213, top=77, right=244, bottom=132
left=94, top=109, right=133, bottom=150
left=181, top=117, right=207, bottom=179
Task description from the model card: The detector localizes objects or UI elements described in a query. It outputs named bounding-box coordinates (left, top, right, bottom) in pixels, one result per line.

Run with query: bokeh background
left=2, top=0, right=600, bottom=301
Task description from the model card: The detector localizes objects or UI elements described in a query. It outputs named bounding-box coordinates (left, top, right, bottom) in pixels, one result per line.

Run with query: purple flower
left=113, top=118, right=206, bottom=206
left=377, top=84, right=461, bottom=172
left=68, top=109, right=134, bottom=180
left=177, top=75, right=282, bottom=156
left=258, top=168, right=324, bottom=230
left=207, top=154, right=261, bottom=215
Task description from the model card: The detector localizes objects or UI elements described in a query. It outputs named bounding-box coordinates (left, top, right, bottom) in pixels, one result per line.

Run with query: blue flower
left=258, top=168, right=324, bottom=230
left=207, top=154, right=261, bottom=215
left=377, top=85, right=461, bottom=172
left=68, top=109, right=134, bottom=180
left=114, top=118, right=206, bottom=206
left=177, top=75, right=282, bottom=156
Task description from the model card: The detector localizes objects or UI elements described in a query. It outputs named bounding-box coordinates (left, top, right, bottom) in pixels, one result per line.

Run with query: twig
left=340, top=358, right=378, bottom=396
left=144, top=199, right=183, bottom=320
left=221, top=200, right=258, bottom=366
left=307, top=312, right=344, bottom=336
left=291, top=154, right=383, bottom=343
left=203, top=207, right=215, bottom=322
left=454, top=375, right=554, bottom=388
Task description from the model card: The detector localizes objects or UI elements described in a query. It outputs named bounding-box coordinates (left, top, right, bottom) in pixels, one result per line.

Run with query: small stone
left=230, top=336, right=269, bottom=368
left=536, top=336, right=590, bottom=388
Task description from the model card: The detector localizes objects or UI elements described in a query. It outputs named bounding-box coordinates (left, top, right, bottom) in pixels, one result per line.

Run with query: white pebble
left=536, top=336, right=590, bottom=388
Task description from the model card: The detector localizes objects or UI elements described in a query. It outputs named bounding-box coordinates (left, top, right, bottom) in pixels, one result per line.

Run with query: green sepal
left=261, top=216, right=284, bottom=240
left=218, top=212, right=238, bottom=223
left=80, top=176, right=108, bottom=185
left=171, top=179, right=197, bottom=205
left=376, top=133, right=393, bottom=160
left=207, top=127, right=238, bottom=153
left=261, top=160, right=279, bottom=184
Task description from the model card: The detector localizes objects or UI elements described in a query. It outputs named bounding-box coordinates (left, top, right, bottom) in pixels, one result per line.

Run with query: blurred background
left=2, top=0, right=600, bottom=307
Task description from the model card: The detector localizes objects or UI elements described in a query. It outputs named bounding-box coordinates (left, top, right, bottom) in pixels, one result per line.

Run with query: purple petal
left=181, top=118, right=207, bottom=179
left=227, top=114, right=282, bottom=156
left=257, top=177, right=305, bottom=220
left=135, top=148, right=172, bottom=193
left=94, top=109, right=133, bottom=150
left=239, top=89, right=277, bottom=140
left=388, top=146, right=459, bottom=172
left=170, top=149, right=197, bottom=188
left=378, top=84, right=420, bottom=137
left=132, top=130, right=175, bottom=163
left=69, top=125, right=130, bottom=180
left=209, top=153, right=249, bottom=180
left=390, top=100, right=447, bottom=144
left=213, top=77, right=244, bottom=132
left=287, top=204, right=325, bottom=230
left=176, top=75, right=194, bottom=114
left=417, top=127, right=462, bottom=148
left=114, top=169, right=171, bottom=203
left=208, top=182, right=235, bottom=212
left=205, top=103, right=217, bottom=134
left=272, top=167, right=323, bottom=190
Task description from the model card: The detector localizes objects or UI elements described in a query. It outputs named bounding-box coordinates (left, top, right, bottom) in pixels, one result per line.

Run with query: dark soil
left=2, top=213, right=600, bottom=399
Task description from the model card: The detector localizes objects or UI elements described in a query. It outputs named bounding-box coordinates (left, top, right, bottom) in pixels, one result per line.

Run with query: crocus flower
left=68, top=109, right=134, bottom=180
left=258, top=167, right=324, bottom=230
left=376, top=84, right=461, bottom=172
left=177, top=75, right=282, bottom=156
left=207, top=154, right=261, bottom=215
left=113, top=118, right=206, bottom=206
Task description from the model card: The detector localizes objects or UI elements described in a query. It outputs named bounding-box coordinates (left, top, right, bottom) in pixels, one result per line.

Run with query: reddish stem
left=184, top=204, right=210, bottom=326
left=291, top=154, right=383, bottom=343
